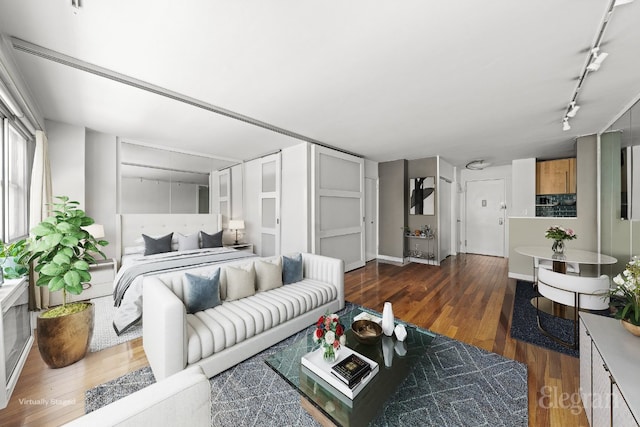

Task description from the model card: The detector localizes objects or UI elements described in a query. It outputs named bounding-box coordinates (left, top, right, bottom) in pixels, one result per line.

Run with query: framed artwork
left=410, top=176, right=435, bottom=215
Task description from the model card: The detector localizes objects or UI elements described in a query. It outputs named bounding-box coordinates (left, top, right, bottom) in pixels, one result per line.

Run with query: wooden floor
left=0, top=254, right=587, bottom=426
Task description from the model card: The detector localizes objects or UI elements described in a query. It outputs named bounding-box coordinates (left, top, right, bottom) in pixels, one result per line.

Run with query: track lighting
left=567, top=102, right=580, bottom=118
left=562, top=118, right=571, bottom=131
left=586, top=47, right=608, bottom=72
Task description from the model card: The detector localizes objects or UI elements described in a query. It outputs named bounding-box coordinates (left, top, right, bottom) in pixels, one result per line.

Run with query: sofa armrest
left=63, top=366, right=211, bottom=427
left=301, top=253, right=345, bottom=309
left=143, top=277, right=187, bottom=381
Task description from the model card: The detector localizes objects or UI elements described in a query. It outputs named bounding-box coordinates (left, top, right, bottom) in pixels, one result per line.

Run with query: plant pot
left=37, top=302, right=94, bottom=368
left=621, top=319, right=640, bottom=337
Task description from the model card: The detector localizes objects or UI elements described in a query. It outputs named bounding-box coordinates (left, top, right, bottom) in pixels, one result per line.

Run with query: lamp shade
left=228, top=220, right=245, bottom=230
left=83, top=223, right=105, bottom=239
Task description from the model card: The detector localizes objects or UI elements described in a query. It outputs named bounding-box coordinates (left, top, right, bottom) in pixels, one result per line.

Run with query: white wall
left=281, top=143, right=310, bottom=253
left=511, top=158, right=536, bottom=217
left=46, top=119, right=85, bottom=206
left=459, top=164, right=512, bottom=255
left=243, top=158, right=261, bottom=254
left=85, top=130, right=117, bottom=259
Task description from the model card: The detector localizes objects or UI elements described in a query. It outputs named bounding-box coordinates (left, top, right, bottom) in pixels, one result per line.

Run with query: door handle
left=498, top=218, right=503, bottom=225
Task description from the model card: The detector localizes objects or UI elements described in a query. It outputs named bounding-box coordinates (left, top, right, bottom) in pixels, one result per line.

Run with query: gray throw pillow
left=282, top=253, right=303, bottom=284
left=201, top=230, right=223, bottom=248
left=142, top=233, right=174, bottom=255
left=183, top=270, right=221, bottom=314
left=177, top=233, right=199, bottom=251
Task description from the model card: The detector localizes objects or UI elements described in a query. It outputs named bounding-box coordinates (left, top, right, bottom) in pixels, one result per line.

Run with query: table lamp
left=228, top=220, right=245, bottom=245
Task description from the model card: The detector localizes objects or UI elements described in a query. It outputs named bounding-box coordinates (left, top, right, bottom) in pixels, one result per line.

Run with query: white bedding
left=113, top=247, right=256, bottom=335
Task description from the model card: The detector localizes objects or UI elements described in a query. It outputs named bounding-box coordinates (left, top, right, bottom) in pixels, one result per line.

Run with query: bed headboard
left=115, top=213, right=222, bottom=261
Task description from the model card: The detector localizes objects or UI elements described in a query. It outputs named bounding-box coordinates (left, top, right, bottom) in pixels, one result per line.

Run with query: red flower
left=333, top=340, right=340, bottom=349
left=317, top=316, right=324, bottom=327
left=315, top=328, right=324, bottom=339
left=336, top=324, right=343, bottom=336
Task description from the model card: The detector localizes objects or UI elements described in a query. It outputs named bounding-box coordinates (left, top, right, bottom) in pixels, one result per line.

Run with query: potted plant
left=0, top=239, right=28, bottom=284
left=20, top=196, right=108, bottom=368
left=605, top=257, right=640, bottom=336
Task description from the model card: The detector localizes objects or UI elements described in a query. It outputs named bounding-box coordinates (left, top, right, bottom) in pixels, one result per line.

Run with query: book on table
left=301, top=346, right=379, bottom=400
left=331, top=353, right=372, bottom=388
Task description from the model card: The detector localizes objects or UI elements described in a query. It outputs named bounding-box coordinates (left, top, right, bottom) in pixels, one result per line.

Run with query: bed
left=112, top=214, right=256, bottom=335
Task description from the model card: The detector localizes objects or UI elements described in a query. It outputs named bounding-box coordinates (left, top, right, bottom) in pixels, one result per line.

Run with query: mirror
left=409, top=176, right=435, bottom=215
left=119, top=142, right=232, bottom=214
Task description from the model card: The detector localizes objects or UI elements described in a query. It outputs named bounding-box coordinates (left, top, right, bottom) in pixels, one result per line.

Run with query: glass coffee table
left=265, top=305, right=435, bottom=427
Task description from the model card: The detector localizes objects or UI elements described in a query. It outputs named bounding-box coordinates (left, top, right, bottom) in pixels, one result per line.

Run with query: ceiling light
left=465, top=160, right=491, bottom=170
left=587, top=48, right=608, bottom=71
left=563, top=118, right=571, bottom=131
left=567, top=102, right=580, bottom=118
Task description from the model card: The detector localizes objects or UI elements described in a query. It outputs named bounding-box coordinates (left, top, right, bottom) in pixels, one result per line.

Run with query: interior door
left=259, top=153, right=281, bottom=257
left=465, top=179, right=505, bottom=257
left=311, top=145, right=365, bottom=272
left=365, top=178, right=377, bottom=262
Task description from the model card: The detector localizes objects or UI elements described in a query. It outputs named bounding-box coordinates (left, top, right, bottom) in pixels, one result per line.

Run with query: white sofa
left=63, top=366, right=210, bottom=427
left=143, top=253, right=345, bottom=380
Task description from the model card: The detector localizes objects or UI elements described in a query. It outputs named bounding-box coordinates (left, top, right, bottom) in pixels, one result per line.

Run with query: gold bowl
left=351, top=319, right=383, bottom=345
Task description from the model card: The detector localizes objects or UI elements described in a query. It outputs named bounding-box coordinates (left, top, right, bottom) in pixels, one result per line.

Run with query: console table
left=580, top=313, right=639, bottom=426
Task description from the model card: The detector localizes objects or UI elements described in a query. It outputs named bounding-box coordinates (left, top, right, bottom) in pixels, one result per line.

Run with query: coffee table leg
left=301, top=397, right=338, bottom=427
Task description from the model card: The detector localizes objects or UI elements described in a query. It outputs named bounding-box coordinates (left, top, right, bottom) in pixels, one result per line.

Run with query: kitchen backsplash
left=536, top=194, right=577, bottom=217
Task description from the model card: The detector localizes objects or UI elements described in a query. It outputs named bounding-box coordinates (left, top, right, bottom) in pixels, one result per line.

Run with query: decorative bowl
left=351, top=319, right=383, bottom=345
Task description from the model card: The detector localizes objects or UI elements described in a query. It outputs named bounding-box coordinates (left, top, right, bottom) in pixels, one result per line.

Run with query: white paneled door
left=259, top=153, right=280, bottom=257
left=465, top=179, right=505, bottom=257
left=311, top=146, right=365, bottom=272
left=365, top=178, right=377, bottom=262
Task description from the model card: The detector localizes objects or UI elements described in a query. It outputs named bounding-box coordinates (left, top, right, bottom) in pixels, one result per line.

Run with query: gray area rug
left=89, top=296, right=142, bottom=353
left=86, top=305, right=527, bottom=426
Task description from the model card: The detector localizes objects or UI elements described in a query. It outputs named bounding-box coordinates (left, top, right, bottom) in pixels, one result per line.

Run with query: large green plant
left=20, top=196, right=108, bottom=306
left=0, top=239, right=28, bottom=279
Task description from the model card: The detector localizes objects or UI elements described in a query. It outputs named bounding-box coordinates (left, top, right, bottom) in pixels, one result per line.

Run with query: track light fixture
left=586, top=47, right=608, bottom=72
left=562, top=117, right=571, bottom=131
left=567, top=102, right=580, bottom=118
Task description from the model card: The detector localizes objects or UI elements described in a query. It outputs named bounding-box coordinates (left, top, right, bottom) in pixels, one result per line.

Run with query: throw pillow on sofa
left=255, top=258, right=283, bottom=292
left=282, top=253, right=303, bottom=284
left=183, top=270, right=221, bottom=314
left=225, top=263, right=256, bottom=301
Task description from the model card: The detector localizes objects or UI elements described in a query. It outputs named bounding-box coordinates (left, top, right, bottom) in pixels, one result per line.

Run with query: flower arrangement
left=313, top=313, right=346, bottom=362
left=544, top=226, right=577, bottom=241
left=606, top=257, right=640, bottom=326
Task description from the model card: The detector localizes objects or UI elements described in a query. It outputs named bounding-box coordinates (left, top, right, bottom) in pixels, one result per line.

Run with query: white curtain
left=28, top=130, right=52, bottom=309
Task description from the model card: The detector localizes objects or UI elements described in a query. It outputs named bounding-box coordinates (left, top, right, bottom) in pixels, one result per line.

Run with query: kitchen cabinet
left=536, top=158, right=576, bottom=195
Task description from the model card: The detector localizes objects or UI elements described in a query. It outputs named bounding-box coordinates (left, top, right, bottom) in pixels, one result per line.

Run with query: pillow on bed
left=123, top=245, right=145, bottom=255
left=282, top=253, right=303, bottom=284
left=201, top=230, right=223, bottom=248
left=177, top=233, right=199, bottom=251
left=142, top=233, right=174, bottom=255
left=224, top=263, right=255, bottom=301
left=136, top=234, right=179, bottom=251
left=255, top=258, right=283, bottom=292
left=183, top=270, right=221, bottom=314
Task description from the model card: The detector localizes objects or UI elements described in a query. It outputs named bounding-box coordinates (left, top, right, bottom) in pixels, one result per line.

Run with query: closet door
left=218, top=169, right=231, bottom=225
left=259, top=153, right=280, bottom=257
left=311, top=146, right=365, bottom=272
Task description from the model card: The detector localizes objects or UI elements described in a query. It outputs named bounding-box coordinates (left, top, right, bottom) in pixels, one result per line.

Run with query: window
left=2, top=119, right=31, bottom=242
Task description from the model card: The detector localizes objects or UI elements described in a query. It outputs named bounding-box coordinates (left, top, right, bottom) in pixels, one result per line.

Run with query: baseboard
left=376, top=255, right=405, bottom=264
left=509, top=272, right=533, bottom=282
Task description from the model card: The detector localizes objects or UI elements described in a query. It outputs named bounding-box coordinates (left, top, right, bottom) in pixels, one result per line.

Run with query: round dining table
left=515, top=246, right=617, bottom=274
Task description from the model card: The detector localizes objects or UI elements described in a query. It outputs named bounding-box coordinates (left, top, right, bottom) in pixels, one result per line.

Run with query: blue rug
left=509, top=281, right=610, bottom=357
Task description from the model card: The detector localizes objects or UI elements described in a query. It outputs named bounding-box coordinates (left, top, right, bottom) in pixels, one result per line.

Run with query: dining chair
left=535, top=257, right=580, bottom=274
left=536, top=267, right=610, bottom=349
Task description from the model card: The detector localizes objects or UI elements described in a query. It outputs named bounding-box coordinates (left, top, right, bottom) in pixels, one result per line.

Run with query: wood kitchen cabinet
left=536, top=158, right=576, bottom=195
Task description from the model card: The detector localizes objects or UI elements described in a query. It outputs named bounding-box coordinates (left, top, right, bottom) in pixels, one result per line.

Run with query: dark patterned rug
left=509, top=281, right=610, bottom=358
left=86, top=303, right=528, bottom=426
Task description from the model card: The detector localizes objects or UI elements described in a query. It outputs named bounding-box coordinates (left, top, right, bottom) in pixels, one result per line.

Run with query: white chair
left=536, top=268, right=610, bottom=349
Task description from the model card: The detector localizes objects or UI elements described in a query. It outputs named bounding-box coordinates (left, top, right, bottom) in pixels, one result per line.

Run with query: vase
left=382, top=302, right=395, bottom=336
left=621, top=319, right=640, bottom=337
left=551, top=239, right=565, bottom=254
left=322, top=345, right=337, bottom=363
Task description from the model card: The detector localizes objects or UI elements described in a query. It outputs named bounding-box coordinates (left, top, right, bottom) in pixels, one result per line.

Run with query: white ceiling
left=1, top=0, right=640, bottom=168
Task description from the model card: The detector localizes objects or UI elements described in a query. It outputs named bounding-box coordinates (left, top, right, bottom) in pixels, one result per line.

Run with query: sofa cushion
left=282, top=253, right=303, bottom=284
left=183, top=270, right=221, bottom=314
left=225, top=263, right=256, bottom=301
left=255, top=258, right=283, bottom=292
left=177, top=233, right=200, bottom=251
left=201, top=230, right=223, bottom=248
left=143, top=233, right=174, bottom=255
